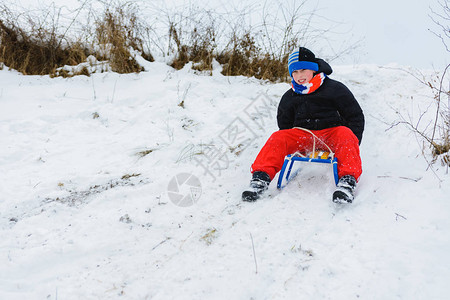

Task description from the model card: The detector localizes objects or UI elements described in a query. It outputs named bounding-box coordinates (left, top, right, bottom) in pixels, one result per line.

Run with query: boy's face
left=292, top=69, right=315, bottom=85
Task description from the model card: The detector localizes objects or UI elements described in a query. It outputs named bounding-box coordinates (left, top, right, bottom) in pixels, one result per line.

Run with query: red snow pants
left=251, top=126, right=362, bottom=181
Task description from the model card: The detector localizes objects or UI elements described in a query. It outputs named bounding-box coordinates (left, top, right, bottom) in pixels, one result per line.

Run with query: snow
left=1, top=58, right=449, bottom=300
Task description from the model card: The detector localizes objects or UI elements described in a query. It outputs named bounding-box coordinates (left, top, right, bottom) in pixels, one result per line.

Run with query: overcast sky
left=316, top=0, right=448, bottom=68
left=210, top=0, right=448, bottom=68
left=12, top=0, right=449, bottom=69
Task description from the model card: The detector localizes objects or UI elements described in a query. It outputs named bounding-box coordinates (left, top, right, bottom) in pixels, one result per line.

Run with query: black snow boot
left=332, top=175, right=357, bottom=204
left=242, top=171, right=271, bottom=202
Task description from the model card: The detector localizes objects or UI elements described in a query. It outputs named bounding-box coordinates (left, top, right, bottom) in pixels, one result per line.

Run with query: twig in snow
left=398, top=176, right=422, bottom=182
left=179, top=232, right=194, bottom=250
left=395, top=213, right=407, bottom=221
left=111, top=77, right=118, bottom=103
left=152, top=237, right=171, bottom=251
left=177, top=81, right=191, bottom=108
left=378, top=175, right=422, bottom=182
left=91, top=76, right=96, bottom=101
left=250, top=232, right=258, bottom=274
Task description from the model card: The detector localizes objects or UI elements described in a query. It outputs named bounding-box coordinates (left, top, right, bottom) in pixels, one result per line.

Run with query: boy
left=242, top=47, right=364, bottom=203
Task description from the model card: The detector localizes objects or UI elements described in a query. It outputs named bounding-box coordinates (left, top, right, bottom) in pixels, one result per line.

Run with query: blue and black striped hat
left=288, top=47, right=319, bottom=77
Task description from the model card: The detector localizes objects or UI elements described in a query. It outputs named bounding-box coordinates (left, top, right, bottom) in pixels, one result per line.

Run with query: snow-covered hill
left=1, top=59, right=449, bottom=300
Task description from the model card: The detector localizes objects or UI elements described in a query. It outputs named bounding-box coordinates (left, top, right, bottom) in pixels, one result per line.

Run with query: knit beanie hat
left=288, top=47, right=319, bottom=77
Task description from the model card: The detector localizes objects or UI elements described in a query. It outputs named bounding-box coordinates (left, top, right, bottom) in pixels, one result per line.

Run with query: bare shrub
left=423, top=0, right=449, bottom=168
left=0, top=1, right=154, bottom=76
left=388, top=1, right=449, bottom=171
left=168, top=7, right=217, bottom=73
left=1, top=0, right=357, bottom=80
left=166, top=3, right=292, bottom=80
left=428, top=67, right=450, bottom=168
left=95, top=3, right=154, bottom=73
left=169, top=0, right=356, bottom=82
left=0, top=5, right=89, bottom=75
left=216, top=32, right=257, bottom=77
left=217, top=32, right=290, bottom=82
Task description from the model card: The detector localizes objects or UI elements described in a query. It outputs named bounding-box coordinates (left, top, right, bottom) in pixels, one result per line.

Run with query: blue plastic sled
left=277, top=151, right=339, bottom=189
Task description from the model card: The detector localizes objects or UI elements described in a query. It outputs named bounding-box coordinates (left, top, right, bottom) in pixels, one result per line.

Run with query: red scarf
left=291, top=72, right=326, bottom=94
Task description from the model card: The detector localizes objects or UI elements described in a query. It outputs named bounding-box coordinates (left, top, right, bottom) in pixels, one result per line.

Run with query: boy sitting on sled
left=242, top=47, right=365, bottom=203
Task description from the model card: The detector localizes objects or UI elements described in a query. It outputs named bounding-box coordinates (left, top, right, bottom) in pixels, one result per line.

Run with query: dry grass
left=169, top=23, right=216, bottom=73
left=169, top=26, right=290, bottom=81
left=95, top=6, right=153, bottom=74
left=0, top=2, right=154, bottom=76
left=0, top=19, right=89, bottom=75
left=0, top=0, right=352, bottom=82
left=216, top=32, right=289, bottom=82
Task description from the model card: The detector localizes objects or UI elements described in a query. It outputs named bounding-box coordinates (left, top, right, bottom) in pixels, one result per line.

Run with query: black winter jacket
left=277, top=59, right=365, bottom=143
